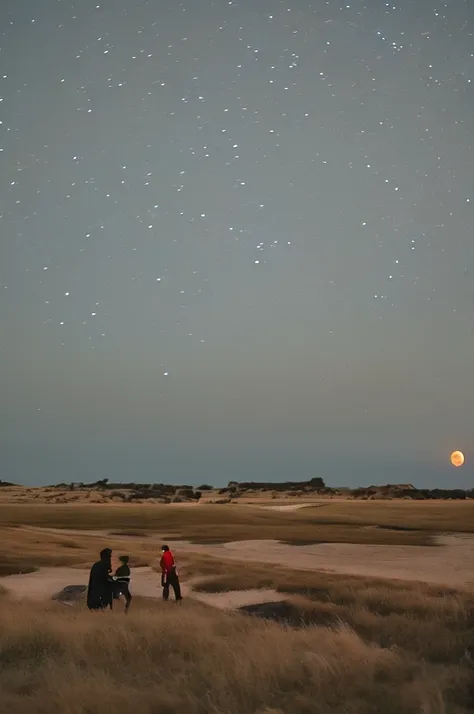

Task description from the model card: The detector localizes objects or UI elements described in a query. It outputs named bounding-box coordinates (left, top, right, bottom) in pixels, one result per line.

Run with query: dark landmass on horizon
left=1, top=478, right=473, bottom=502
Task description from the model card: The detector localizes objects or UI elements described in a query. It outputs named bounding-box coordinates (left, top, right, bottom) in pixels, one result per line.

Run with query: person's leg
left=162, top=574, right=170, bottom=601
left=169, top=572, right=182, bottom=601
left=174, top=579, right=182, bottom=601
left=122, top=584, right=132, bottom=613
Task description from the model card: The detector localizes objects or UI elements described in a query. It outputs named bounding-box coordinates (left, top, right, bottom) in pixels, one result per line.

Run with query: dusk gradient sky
left=1, top=0, right=473, bottom=487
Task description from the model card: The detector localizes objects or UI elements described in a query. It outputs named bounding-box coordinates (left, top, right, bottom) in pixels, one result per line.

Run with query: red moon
left=450, top=451, right=465, bottom=467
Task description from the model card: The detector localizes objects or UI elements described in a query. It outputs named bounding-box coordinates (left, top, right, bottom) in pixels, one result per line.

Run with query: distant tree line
left=28, top=477, right=474, bottom=501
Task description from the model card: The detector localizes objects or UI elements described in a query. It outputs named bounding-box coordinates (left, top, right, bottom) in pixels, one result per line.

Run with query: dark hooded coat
left=87, top=551, right=113, bottom=610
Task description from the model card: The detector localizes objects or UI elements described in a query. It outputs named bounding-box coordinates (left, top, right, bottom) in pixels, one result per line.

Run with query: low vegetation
left=1, top=501, right=467, bottom=548
left=299, top=499, right=474, bottom=532
left=0, top=580, right=472, bottom=714
left=0, top=526, right=155, bottom=575
left=193, top=561, right=474, bottom=656
left=0, top=496, right=473, bottom=713
left=2, top=497, right=474, bottom=579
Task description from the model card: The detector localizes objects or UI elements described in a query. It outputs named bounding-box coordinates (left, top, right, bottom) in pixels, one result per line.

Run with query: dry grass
left=0, top=501, right=473, bottom=712
left=0, top=588, right=472, bottom=714
left=192, top=562, right=474, bottom=660
left=299, top=499, right=474, bottom=532
left=0, top=527, right=155, bottom=575
left=0, top=503, right=446, bottom=547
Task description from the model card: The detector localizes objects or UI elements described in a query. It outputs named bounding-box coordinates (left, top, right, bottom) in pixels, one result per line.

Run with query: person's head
left=119, top=555, right=129, bottom=564
left=161, top=544, right=169, bottom=552
left=100, top=548, right=112, bottom=561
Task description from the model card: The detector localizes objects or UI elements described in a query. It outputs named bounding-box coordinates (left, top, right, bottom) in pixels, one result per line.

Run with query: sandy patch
left=0, top=566, right=285, bottom=611
left=6, top=527, right=474, bottom=591
left=1, top=566, right=160, bottom=601
left=192, top=589, right=287, bottom=610
left=261, top=504, right=313, bottom=512
left=167, top=534, right=474, bottom=589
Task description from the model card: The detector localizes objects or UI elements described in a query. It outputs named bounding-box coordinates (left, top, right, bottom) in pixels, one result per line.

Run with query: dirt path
left=7, top=527, right=474, bottom=590
left=0, top=566, right=287, bottom=611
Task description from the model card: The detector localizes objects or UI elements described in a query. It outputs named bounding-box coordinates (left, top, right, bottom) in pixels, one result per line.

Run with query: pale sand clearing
left=261, top=503, right=313, bottom=511
left=175, top=534, right=474, bottom=589
left=0, top=566, right=286, bottom=611
left=2, top=528, right=474, bottom=596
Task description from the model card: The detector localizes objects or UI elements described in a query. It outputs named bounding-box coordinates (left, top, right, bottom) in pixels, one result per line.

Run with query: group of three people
left=86, top=544, right=182, bottom=613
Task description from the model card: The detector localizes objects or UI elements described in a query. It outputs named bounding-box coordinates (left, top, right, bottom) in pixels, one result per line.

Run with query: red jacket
left=160, top=550, right=175, bottom=574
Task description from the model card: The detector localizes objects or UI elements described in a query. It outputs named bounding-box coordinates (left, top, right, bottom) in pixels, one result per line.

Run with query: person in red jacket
left=159, top=544, right=182, bottom=602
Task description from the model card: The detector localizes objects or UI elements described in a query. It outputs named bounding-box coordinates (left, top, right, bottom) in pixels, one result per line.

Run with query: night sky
left=1, top=0, right=473, bottom=488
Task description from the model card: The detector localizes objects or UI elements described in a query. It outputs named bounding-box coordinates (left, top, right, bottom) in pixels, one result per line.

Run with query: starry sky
left=1, top=0, right=473, bottom=488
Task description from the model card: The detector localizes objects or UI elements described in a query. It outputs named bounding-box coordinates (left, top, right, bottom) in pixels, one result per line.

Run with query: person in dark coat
left=113, top=555, right=132, bottom=613
left=160, top=544, right=182, bottom=602
left=87, top=548, right=114, bottom=611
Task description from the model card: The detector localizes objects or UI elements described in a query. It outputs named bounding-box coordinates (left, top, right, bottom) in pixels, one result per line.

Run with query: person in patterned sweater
left=113, top=555, right=132, bottom=613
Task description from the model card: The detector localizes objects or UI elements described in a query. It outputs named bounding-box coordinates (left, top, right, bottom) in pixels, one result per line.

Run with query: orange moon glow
left=450, top=450, right=465, bottom=467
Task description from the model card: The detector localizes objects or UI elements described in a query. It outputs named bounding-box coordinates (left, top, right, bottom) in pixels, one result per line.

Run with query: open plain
left=0, top=487, right=473, bottom=714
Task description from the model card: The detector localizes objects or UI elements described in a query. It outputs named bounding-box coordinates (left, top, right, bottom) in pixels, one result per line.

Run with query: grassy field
left=3, top=499, right=474, bottom=551
left=2, top=498, right=473, bottom=529
left=2, top=497, right=474, bottom=577
left=299, top=499, right=474, bottom=532
left=4, top=498, right=474, bottom=574
left=192, top=562, right=474, bottom=651
left=0, top=526, right=157, bottom=576
left=0, top=583, right=472, bottom=714
left=0, top=500, right=473, bottom=712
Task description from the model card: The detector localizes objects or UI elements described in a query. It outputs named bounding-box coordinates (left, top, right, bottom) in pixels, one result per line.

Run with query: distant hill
left=48, top=479, right=203, bottom=503
left=350, top=484, right=474, bottom=500
left=219, top=479, right=474, bottom=500
left=223, top=477, right=326, bottom=493
left=1, top=477, right=473, bottom=502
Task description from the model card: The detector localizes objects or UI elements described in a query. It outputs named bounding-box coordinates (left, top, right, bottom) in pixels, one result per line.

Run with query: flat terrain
left=3, top=525, right=473, bottom=589
left=0, top=503, right=438, bottom=547
left=0, top=565, right=288, bottom=612
left=1, top=497, right=474, bottom=585
left=1, top=496, right=474, bottom=543
left=1, top=495, right=473, bottom=713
